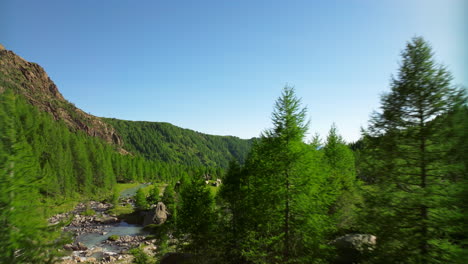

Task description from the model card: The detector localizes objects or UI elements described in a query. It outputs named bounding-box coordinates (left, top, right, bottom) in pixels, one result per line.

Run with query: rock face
left=332, top=234, right=376, bottom=264
left=153, top=202, right=168, bottom=225
left=0, top=47, right=123, bottom=147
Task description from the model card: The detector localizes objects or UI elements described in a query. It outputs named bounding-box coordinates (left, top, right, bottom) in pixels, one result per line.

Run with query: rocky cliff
left=0, top=45, right=122, bottom=146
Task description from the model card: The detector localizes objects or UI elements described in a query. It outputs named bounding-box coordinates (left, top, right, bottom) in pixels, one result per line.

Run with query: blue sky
left=2, top=0, right=466, bottom=142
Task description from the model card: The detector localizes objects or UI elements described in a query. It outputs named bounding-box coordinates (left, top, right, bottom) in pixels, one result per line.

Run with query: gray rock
left=332, top=234, right=376, bottom=264
left=153, top=202, right=168, bottom=225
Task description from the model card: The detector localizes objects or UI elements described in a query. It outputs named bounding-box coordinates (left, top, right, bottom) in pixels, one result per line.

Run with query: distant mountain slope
left=0, top=45, right=122, bottom=146
left=0, top=45, right=252, bottom=167
left=105, top=118, right=253, bottom=167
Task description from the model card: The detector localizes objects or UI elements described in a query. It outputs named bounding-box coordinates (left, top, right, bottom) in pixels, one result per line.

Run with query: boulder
left=63, top=244, right=74, bottom=251
left=94, top=215, right=118, bottom=224
left=332, top=234, right=376, bottom=264
left=152, top=202, right=168, bottom=225
left=76, top=242, right=88, bottom=251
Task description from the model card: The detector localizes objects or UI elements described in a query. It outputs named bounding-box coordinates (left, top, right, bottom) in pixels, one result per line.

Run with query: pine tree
left=135, top=188, right=148, bottom=210
left=362, top=37, right=466, bottom=263
left=147, top=184, right=160, bottom=206
left=0, top=91, right=63, bottom=263
left=240, top=86, right=333, bottom=263
left=176, top=177, right=216, bottom=257
left=323, top=125, right=361, bottom=231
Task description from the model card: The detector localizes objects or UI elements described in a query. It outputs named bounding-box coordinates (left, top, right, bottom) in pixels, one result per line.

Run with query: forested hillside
left=105, top=118, right=252, bottom=168
left=0, top=46, right=252, bottom=169
left=0, top=46, right=123, bottom=146
left=0, top=37, right=466, bottom=264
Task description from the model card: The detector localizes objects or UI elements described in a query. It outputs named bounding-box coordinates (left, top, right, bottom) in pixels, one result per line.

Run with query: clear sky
left=1, top=0, right=466, bottom=142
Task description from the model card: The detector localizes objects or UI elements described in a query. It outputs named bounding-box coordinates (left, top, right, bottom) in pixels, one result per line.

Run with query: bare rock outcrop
left=0, top=47, right=123, bottom=146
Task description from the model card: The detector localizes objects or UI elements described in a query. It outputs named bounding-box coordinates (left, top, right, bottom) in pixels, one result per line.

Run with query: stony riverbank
left=50, top=200, right=156, bottom=263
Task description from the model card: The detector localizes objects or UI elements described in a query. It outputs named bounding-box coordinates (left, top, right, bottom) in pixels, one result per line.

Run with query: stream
left=119, top=184, right=148, bottom=199
left=75, top=221, right=148, bottom=251
left=59, top=184, right=154, bottom=262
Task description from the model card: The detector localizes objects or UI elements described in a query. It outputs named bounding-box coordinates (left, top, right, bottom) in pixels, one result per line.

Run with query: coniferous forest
left=0, top=37, right=466, bottom=264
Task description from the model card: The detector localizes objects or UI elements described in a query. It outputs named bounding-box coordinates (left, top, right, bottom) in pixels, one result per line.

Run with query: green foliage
left=323, top=125, right=362, bottom=231
left=161, top=184, right=176, bottom=225
left=135, top=188, right=149, bottom=210
left=0, top=90, right=65, bottom=263
left=218, top=87, right=338, bottom=263
left=147, top=185, right=160, bottom=205
left=176, top=178, right=216, bottom=254
left=360, top=36, right=467, bottom=263
left=81, top=208, right=96, bottom=216
left=105, top=118, right=253, bottom=168
left=108, top=235, right=120, bottom=241
left=129, top=246, right=153, bottom=264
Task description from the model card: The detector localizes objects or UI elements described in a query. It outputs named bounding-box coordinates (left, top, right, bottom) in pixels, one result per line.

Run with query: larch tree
left=361, top=36, right=466, bottom=263
left=323, top=125, right=361, bottom=231
left=240, top=86, right=333, bottom=263
left=0, top=91, right=63, bottom=263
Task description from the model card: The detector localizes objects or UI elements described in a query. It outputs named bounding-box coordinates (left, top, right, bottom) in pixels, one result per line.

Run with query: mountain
left=105, top=118, right=253, bottom=167
left=0, top=44, right=123, bottom=146
left=0, top=45, right=251, bottom=167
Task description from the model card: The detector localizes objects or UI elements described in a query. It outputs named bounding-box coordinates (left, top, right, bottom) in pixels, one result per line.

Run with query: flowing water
left=74, top=184, right=150, bottom=252
left=75, top=221, right=147, bottom=251
left=120, top=183, right=149, bottom=198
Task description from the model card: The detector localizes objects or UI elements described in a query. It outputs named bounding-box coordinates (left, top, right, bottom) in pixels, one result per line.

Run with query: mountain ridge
left=0, top=45, right=252, bottom=167
left=0, top=47, right=123, bottom=146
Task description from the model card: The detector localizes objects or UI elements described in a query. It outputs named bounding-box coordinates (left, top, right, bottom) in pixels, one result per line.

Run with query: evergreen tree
left=323, top=125, right=361, bottom=231
left=135, top=188, right=148, bottom=210
left=70, top=136, right=93, bottom=194
left=176, top=178, right=216, bottom=258
left=0, top=91, right=63, bottom=263
left=239, top=86, right=334, bottom=263
left=361, top=37, right=466, bottom=263
left=218, top=160, right=248, bottom=263
left=147, top=184, right=160, bottom=206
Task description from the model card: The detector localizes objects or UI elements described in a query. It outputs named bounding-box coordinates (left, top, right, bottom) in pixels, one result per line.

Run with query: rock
left=332, top=234, right=376, bottom=264
left=152, top=202, right=168, bottom=225
left=94, top=215, right=118, bottom=224
left=0, top=44, right=6, bottom=51
left=86, top=257, right=97, bottom=263
left=76, top=242, right=88, bottom=251
left=63, top=242, right=88, bottom=251
left=84, top=247, right=103, bottom=257
left=63, top=244, right=74, bottom=251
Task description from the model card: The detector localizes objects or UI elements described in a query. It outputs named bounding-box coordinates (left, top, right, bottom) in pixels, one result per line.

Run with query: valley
left=0, top=35, right=466, bottom=264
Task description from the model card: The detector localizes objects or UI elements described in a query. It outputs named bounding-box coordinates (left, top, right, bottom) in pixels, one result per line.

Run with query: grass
left=139, top=185, right=154, bottom=196
left=81, top=208, right=96, bottom=216
left=139, top=183, right=167, bottom=197
left=40, top=196, right=80, bottom=218
left=208, top=185, right=220, bottom=197
left=108, top=183, right=158, bottom=216
left=108, top=203, right=134, bottom=216
left=114, top=183, right=142, bottom=195
left=108, top=235, right=120, bottom=241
